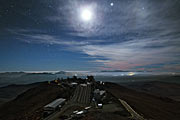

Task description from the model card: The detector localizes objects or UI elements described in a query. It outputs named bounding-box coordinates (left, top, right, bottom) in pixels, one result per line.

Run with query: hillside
left=0, top=82, right=73, bottom=120
left=0, top=83, right=41, bottom=105
left=0, top=81, right=180, bottom=120
left=124, top=81, right=180, bottom=101
left=105, top=82, right=180, bottom=120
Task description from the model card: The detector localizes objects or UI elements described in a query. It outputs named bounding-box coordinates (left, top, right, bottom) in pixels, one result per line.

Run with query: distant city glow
left=128, top=72, right=135, bottom=76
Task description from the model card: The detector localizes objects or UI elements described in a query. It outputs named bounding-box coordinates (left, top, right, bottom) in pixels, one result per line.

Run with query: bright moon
left=110, top=3, right=114, bottom=6
left=81, top=9, right=92, bottom=21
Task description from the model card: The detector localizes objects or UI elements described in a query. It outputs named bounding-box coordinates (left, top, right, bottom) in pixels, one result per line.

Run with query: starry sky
left=0, top=0, right=180, bottom=72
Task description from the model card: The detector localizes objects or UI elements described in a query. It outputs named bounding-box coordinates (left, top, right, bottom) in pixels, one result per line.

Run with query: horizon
left=0, top=70, right=179, bottom=75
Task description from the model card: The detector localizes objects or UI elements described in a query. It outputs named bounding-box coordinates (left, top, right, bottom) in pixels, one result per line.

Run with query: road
left=70, top=84, right=91, bottom=105
left=119, top=99, right=145, bottom=120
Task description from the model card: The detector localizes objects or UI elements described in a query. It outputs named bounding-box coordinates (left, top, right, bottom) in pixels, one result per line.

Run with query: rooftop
left=44, top=98, right=66, bottom=108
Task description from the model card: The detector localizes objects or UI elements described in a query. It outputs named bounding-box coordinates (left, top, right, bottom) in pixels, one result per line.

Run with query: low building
left=94, top=89, right=106, bottom=101
left=76, top=111, right=84, bottom=115
left=100, top=90, right=106, bottom=96
left=70, top=82, right=78, bottom=87
left=44, top=98, right=66, bottom=115
left=80, top=84, right=87, bottom=87
left=85, top=106, right=91, bottom=110
left=97, top=103, right=103, bottom=109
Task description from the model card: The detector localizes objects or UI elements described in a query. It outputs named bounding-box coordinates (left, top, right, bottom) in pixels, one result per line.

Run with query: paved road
left=70, top=84, right=91, bottom=105
left=119, top=99, right=145, bottom=120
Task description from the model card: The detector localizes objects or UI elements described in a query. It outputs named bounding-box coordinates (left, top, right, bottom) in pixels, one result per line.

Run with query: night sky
left=0, top=0, right=180, bottom=72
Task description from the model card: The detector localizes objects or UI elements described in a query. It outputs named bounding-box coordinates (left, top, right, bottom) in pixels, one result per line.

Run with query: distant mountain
left=1, top=72, right=25, bottom=74
left=100, top=70, right=149, bottom=73
left=0, top=72, right=58, bottom=75
left=0, top=72, right=26, bottom=76
left=55, top=71, right=66, bottom=74
left=100, top=70, right=130, bottom=72
left=27, top=72, right=53, bottom=75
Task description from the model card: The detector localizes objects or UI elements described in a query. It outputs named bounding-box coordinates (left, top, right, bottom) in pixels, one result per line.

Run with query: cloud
left=79, top=33, right=180, bottom=71
left=6, top=0, right=180, bottom=71
left=7, top=28, right=89, bottom=46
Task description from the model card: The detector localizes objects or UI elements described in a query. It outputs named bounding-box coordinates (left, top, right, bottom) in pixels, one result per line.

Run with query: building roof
left=71, top=82, right=78, bottom=85
left=98, top=103, right=103, bottom=107
left=80, top=84, right=87, bottom=87
left=44, top=98, right=66, bottom=108
left=100, top=90, right=106, bottom=96
left=76, top=111, right=84, bottom=115
left=94, top=89, right=100, bottom=94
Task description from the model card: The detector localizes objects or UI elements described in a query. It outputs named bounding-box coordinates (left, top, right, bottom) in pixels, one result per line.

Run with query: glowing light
left=81, top=9, right=92, bottom=21
left=110, top=3, right=114, bottom=6
left=128, top=72, right=135, bottom=76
